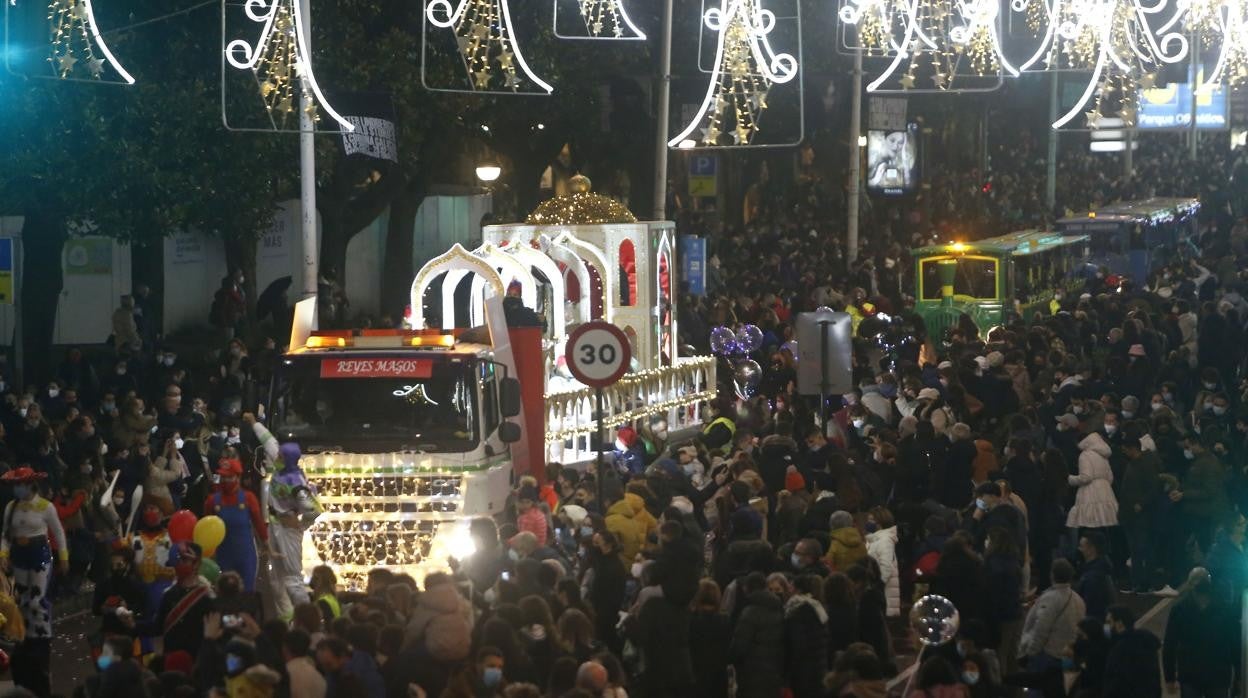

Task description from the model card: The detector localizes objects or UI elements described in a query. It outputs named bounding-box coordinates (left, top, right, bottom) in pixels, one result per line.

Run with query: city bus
left=1055, top=197, right=1200, bottom=282
left=911, top=230, right=1092, bottom=340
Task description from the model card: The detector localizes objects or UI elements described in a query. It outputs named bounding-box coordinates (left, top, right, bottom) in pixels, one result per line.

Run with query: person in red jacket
left=203, top=459, right=268, bottom=592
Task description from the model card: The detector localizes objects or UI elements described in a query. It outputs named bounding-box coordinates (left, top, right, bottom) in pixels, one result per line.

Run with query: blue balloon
left=737, top=325, right=764, bottom=353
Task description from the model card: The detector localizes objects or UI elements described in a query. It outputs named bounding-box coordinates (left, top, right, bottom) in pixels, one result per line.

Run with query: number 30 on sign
left=565, top=321, right=632, bottom=388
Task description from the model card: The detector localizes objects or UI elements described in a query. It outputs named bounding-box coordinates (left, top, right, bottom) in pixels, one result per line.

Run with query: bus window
left=1089, top=228, right=1125, bottom=256
left=920, top=257, right=998, bottom=300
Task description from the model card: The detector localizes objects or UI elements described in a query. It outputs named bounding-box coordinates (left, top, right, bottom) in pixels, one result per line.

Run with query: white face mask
left=1213, top=406, right=1228, bottom=416
left=174, top=438, right=185, bottom=450
left=99, top=442, right=109, bottom=456
left=630, top=562, right=644, bottom=579
left=852, top=418, right=866, bottom=429
left=47, top=388, right=59, bottom=398
left=1105, top=424, right=1118, bottom=435
left=17, top=407, right=26, bottom=418
left=1072, top=405, right=1085, bottom=415
left=1122, top=410, right=1134, bottom=419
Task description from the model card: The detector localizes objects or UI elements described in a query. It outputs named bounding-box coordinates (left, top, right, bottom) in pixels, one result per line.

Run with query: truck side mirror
left=500, top=377, right=521, bottom=418
left=498, top=421, right=521, bottom=443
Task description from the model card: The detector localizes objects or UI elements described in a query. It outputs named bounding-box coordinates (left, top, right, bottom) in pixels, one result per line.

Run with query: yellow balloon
left=193, top=515, right=226, bottom=557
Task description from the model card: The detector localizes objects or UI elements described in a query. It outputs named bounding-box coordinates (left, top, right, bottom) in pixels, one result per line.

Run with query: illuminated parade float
left=269, top=177, right=715, bottom=585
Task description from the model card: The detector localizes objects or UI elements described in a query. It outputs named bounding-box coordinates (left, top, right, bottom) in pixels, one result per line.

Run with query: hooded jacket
left=605, top=498, right=645, bottom=565
left=729, top=590, right=785, bottom=698
left=402, top=581, right=472, bottom=662
left=226, top=664, right=283, bottom=698
left=1102, top=628, right=1161, bottom=698
left=825, top=526, right=868, bottom=572
left=866, top=526, right=901, bottom=617
left=783, top=594, right=829, bottom=698
left=1066, top=432, right=1119, bottom=528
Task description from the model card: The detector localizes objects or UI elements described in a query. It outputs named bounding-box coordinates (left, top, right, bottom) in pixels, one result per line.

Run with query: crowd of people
left=0, top=132, right=1239, bottom=698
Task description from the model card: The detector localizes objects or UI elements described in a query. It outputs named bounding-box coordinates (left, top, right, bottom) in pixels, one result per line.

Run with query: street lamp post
left=847, top=47, right=863, bottom=264
left=652, top=0, right=674, bottom=221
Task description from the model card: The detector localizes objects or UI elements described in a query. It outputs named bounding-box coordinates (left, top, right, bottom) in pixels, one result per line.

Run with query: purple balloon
left=710, top=326, right=737, bottom=355
left=737, top=325, right=764, bottom=353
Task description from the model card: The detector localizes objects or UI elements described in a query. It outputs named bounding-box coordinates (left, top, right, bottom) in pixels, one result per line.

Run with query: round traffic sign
left=565, top=321, right=632, bottom=388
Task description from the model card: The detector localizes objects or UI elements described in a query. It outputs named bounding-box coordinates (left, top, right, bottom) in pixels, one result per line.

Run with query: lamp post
left=475, top=163, right=502, bottom=184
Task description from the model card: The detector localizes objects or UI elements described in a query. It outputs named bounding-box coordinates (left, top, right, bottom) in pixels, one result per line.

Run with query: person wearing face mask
left=1171, top=435, right=1230, bottom=558
left=698, top=401, right=736, bottom=458
left=267, top=442, right=322, bottom=619
left=81, top=636, right=147, bottom=697
left=130, top=502, right=175, bottom=641
left=204, top=458, right=268, bottom=592
left=220, top=636, right=282, bottom=697
left=91, top=548, right=144, bottom=643
left=0, top=466, right=68, bottom=696
left=51, top=464, right=92, bottom=594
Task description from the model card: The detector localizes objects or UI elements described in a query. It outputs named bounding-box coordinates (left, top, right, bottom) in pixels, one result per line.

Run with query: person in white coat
left=1066, top=432, right=1118, bottom=531
left=864, top=506, right=900, bottom=617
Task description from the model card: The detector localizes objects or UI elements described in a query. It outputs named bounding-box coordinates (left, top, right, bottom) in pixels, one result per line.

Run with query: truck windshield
left=272, top=354, right=478, bottom=451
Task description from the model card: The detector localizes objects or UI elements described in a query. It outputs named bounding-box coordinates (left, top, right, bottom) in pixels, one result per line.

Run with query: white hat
left=918, top=387, right=941, bottom=401
left=561, top=504, right=589, bottom=525
left=973, top=356, right=989, bottom=370
left=937, top=360, right=954, bottom=370
left=986, top=351, right=1004, bottom=368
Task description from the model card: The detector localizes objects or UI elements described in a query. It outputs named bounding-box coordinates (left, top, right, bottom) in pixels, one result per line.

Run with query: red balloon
left=167, top=510, right=198, bottom=543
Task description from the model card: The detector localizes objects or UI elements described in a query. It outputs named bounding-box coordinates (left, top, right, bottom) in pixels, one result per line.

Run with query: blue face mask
left=878, top=383, right=898, bottom=399
left=1061, top=656, right=1076, bottom=671
left=579, top=525, right=593, bottom=538
left=865, top=521, right=879, bottom=533
left=12, top=485, right=30, bottom=500
left=508, top=549, right=519, bottom=562
left=482, top=667, right=503, bottom=687
left=96, top=654, right=114, bottom=671
left=226, top=655, right=243, bottom=675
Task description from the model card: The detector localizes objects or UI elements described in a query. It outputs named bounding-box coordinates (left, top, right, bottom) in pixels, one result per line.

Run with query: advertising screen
left=1138, top=70, right=1228, bottom=130
left=866, top=124, right=920, bottom=196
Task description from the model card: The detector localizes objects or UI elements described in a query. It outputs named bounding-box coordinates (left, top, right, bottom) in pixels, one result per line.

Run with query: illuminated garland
left=668, top=0, right=798, bottom=147
left=841, top=0, right=1016, bottom=91
left=1187, top=0, right=1248, bottom=87
left=573, top=0, right=646, bottom=39
left=1019, top=0, right=1188, bottom=127
left=426, top=0, right=554, bottom=93
left=224, top=0, right=355, bottom=131
left=46, top=0, right=134, bottom=83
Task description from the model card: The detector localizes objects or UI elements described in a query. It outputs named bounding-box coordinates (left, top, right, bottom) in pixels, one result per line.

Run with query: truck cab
left=269, top=329, right=521, bottom=586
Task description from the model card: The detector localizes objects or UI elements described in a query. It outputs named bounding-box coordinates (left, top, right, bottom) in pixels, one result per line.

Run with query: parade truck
left=269, top=296, right=547, bottom=587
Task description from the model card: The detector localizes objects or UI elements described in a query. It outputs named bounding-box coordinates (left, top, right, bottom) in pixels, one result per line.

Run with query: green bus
left=911, top=230, right=1092, bottom=340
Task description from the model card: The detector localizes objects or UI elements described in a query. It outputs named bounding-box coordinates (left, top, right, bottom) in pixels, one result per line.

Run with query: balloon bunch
left=168, top=510, right=225, bottom=583
left=709, top=324, right=765, bottom=400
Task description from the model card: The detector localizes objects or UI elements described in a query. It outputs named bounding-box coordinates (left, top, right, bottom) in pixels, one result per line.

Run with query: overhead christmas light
left=554, top=0, right=647, bottom=40
left=224, top=0, right=354, bottom=131
left=46, top=0, right=134, bottom=83
left=668, top=0, right=799, bottom=147
left=425, top=0, right=554, bottom=93
left=1018, top=0, right=1188, bottom=128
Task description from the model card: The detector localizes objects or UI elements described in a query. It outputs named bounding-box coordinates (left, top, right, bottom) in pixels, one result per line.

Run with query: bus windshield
left=920, top=257, right=997, bottom=300
left=271, top=354, right=479, bottom=452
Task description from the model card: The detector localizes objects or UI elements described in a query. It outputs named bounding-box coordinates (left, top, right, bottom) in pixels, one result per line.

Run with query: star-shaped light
left=86, top=57, right=105, bottom=76
left=56, top=52, right=77, bottom=73
left=899, top=74, right=916, bottom=89
left=472, top=70, right=491, bottom=89
left=504, top=73, right=520, bottom=89
left=1085, top=109, right=1101, bottom=127
left=591, top=21, right=603, bottom=34
left=701, top=125, right=719, bottom=144
left=1139, top=74, right=1156, bottom=89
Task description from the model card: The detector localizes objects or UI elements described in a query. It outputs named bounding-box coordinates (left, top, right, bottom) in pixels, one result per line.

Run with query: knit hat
left=670, top=496, right=694, bottom=515
left=216, top=459, right=243, bottom=477
left=986, top=351, right=1004, bottom=368
left=1056, top=413, right=1081, bottom=429
left=917, top=387, right=940, bottom=401
left=561, top=504, right=588, bottom=525
left=784, top=465, right=806, bottom=493
left=1128, top=344, right=1146, bottom=357
left=616, top=426, right=637, bottom=448
left=973, top=356, right=989, bottom=371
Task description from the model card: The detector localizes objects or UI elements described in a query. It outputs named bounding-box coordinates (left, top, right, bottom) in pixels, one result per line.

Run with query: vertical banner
left=679, top=236, right=707, bottom=296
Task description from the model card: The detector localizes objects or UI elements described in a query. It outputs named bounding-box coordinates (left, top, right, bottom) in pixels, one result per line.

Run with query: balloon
left=910, top=594, right=960, bottom=646
left=193, top=515, right=226, bottom=557
left=732, top=359, right=762, bottom=399
left=736, top=325, right=764, bottom=353
left=709, top=326, right=737, bottom=355
left=198, top=557, right=220, bottom=584
left=167, top=510, right=198, bottom=543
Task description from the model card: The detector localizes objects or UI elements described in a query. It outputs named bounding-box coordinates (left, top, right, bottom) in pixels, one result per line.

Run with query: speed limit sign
left=565, top=321, right=632, bottom=388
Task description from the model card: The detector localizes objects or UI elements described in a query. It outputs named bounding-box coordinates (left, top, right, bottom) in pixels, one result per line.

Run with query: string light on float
left=224, top=0, right=355, bottom=131
left=1183, top=0, right=1248, bottom=88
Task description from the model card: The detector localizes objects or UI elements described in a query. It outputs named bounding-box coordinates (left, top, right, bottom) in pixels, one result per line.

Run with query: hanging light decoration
left=1185, top=0, right=1248, bottom=88
left=839, top=0, right=1017, bottom=92
left=557, top=0, right=647, bottom=39
left=224, top=0, right=355, bottom=131
left=425, top=0, right=554, bottom=93
left=668, top=0, right=798, bottom=147
left=46, top=0, right=134, bottom=83
left=1017, top=0, right=1188, bottom=127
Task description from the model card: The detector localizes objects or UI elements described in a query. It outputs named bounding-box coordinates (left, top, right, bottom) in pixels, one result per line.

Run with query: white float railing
left=544, top=356, right=717, bottom=463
